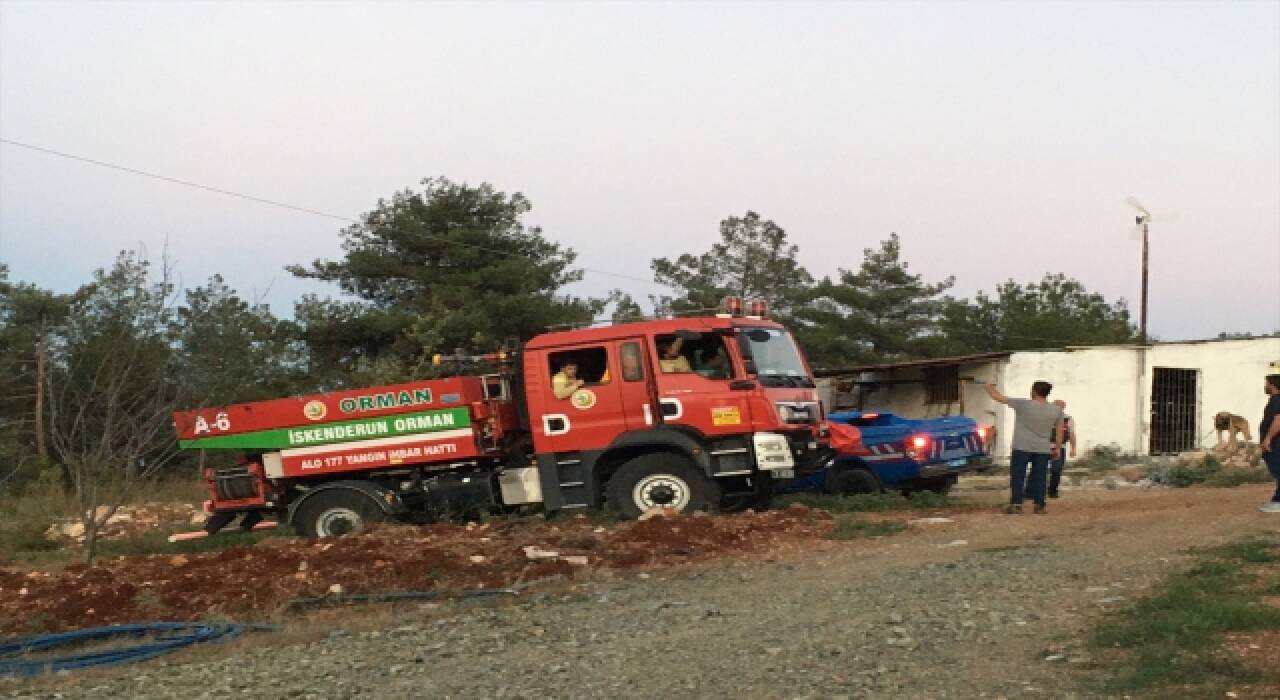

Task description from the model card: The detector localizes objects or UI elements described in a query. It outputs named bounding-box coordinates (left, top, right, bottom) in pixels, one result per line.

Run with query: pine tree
left=288, top=177, right=603, bottom=382
left=795, top=234, right=954, bottom=367
left=651, top=211, right=813, bottom=319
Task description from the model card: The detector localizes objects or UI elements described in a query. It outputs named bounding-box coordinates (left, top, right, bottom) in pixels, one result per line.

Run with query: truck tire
left=827, top=467, right=881, bottom=496
left=606, top=453, right=720, bottom=519
left=292, top=489, right=386, bottom=538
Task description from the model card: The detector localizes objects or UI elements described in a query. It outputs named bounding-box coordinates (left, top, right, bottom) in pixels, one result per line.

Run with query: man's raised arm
left=983, top=382, right=1009, bottom=404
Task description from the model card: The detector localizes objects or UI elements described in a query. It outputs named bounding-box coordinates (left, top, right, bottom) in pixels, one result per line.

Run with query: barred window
left=925, top=366, right=959, bottom=404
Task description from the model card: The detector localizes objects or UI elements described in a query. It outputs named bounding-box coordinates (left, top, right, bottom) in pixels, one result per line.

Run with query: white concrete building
left=816, top=337, right=1280, bottom=459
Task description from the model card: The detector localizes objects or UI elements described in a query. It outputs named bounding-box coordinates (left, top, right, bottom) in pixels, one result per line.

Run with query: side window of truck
left=619, top=342, right=644, bottom=382
left=653, top=334, right=735, bottom=379
left=548, top=348, right=610, bottom=400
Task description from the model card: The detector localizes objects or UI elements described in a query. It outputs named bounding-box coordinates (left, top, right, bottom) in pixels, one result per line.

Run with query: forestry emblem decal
left=570, top=389, right=597, bottom=411
left=303, top=400, right=328, bottom=421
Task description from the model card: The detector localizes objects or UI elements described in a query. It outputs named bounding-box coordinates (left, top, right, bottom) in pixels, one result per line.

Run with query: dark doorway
left=1150, top=367, right=1199, bottom=454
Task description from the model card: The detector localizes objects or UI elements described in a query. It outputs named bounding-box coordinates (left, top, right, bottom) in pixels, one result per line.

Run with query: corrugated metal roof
left=814, top=351, right=1012, bottom=377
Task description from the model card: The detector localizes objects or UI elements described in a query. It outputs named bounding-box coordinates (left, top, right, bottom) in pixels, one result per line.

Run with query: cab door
left=649, top=330, right=755, bottom=439
left=535, top=344, right=625, bottom=454
left=614, top=338, right=658, bottom=431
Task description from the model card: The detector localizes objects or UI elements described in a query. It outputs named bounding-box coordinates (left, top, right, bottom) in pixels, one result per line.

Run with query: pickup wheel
left=292, top=489, right=386, bottom=538
left=827, top=467, right=881, bottom=496
left=607, top=453, right=720, bottom=519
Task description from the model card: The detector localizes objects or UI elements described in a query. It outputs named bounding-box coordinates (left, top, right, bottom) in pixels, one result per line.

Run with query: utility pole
left=1126, top=197, right=1156, bottom=345
left=1139, top=214, right=1149, bottom=345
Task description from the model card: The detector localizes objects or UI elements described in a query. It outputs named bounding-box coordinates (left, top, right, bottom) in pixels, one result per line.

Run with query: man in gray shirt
left=984, top=380, right=1065, bottom=514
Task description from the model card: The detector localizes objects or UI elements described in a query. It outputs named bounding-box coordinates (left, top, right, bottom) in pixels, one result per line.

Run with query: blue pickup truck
left=785, top=411, right=994, bottom=496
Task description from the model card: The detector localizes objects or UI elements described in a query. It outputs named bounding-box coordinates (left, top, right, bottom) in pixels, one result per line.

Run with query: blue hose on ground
left=0, top=622, right=272, bottom=679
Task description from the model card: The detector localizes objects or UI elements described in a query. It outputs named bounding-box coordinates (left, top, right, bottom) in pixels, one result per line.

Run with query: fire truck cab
left=511, top=312, right=826, bottom=517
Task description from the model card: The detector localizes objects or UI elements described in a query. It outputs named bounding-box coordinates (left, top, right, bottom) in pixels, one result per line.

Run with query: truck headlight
left=752, top=432, right=796, bottom=470
left=776, top=402, right=818, bottom=424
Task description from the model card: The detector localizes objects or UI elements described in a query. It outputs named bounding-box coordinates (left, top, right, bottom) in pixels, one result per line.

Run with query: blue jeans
left=1265, top=448, right=1280, bottom=503
left=1010, top=449, right=1050, bottom=507
left=1028, top=452, right=1068, bottom=498
left=1049, top=452, right=1067, bottom=496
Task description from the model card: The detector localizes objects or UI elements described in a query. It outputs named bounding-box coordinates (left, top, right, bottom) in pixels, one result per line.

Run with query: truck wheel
left=827, top=468, right=881, bottom=496
left=292, top=489, right=386, bottom=538
left=607, top=454, right=720, bottom=519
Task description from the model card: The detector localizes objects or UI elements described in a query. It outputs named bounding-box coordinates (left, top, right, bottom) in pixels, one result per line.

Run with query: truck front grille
left=214, top=467, right=257, bottom=500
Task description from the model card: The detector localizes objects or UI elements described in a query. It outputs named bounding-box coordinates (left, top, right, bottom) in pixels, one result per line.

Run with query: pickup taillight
left=976, top=425, right=997, bottom=453
left=904, top=434, right=932, bottom=461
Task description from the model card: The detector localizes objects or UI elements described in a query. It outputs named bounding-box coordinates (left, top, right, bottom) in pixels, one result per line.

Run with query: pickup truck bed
left=784, top=411, right=994, bottom=496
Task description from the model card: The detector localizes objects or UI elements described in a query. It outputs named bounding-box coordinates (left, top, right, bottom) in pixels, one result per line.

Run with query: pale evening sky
left=1, top=0, right=1277, bottom=343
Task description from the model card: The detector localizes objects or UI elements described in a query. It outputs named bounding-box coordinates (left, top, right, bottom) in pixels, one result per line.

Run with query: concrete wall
left=1147, top=338, right=1280, bottom=447
left=999, top=346, right=1144, bottom=457
left=841, top=337, right=1280, bottom=460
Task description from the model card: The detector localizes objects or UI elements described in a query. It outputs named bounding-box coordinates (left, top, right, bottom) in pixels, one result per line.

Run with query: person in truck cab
left=552, top=361, right=585, bottom=399
left=659, top=338, right=693, bottom=374
left=697, top=347, right=729, bottom=379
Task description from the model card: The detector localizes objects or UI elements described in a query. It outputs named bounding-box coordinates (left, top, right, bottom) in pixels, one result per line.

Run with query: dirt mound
left=0, top=505, right=832, bottom=634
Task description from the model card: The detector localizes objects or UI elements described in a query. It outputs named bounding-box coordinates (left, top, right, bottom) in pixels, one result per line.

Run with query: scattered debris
left=45, top=503, right=207, bottom=544
left=522, top=546, right=559, bottom=560
left=2, top=506, right=833, bottom=634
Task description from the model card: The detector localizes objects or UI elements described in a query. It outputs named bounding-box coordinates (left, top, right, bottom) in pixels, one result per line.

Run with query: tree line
left=0, top=176, right=1137, bottom=502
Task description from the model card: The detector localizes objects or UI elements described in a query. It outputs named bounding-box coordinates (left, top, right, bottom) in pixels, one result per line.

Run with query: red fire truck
left=174, top=301, right=828, bottom=537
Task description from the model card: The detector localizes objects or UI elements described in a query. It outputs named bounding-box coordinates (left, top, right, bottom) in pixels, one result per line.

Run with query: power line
left=0, top=138, right=664, bottom=289
left=0, top=138, right=1134, bottom=349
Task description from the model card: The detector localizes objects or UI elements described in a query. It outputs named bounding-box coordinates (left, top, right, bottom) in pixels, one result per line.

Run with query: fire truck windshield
left=738, top=328, right=814, bottom=388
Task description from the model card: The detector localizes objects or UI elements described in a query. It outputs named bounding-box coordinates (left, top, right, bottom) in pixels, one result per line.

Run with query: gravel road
left=7, top=483, right=1278, bottom=699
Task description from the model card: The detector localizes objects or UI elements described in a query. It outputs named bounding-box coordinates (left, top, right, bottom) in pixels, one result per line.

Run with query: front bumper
left=786, top=433, right=829, bottom=474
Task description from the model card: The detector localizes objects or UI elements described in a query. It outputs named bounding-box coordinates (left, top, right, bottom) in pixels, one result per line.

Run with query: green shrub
left=1203, top=469, right=1272, bottom=488
left=779, top=490, right=948, bottom=513
left=1147, top=456, right=1223, bottom=488
left=1088, top=537, right=1280, bottom=694
left=907, top=490, right=949, bottom=509
left=0, top=468, right=71, bottom=559
left=827, top=516, right=906, bottom=540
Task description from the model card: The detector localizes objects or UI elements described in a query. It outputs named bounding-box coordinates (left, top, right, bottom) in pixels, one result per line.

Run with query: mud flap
left=203, top=511, right=237, bottom=535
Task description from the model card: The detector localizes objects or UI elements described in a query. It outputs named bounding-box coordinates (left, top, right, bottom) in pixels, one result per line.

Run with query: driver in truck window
left=552, top=362, right=585, bottom=400
left=697, top=347, right=730, bottom=379
left=658, top=338, right=693, bottom=374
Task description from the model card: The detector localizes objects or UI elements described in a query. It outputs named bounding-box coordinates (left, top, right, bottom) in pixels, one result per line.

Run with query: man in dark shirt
left=1260, top=374, right=1280, bottom=513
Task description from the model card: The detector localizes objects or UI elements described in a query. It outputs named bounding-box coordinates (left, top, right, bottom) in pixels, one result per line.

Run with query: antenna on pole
left=1124, top=197, right=1174, bottom=345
